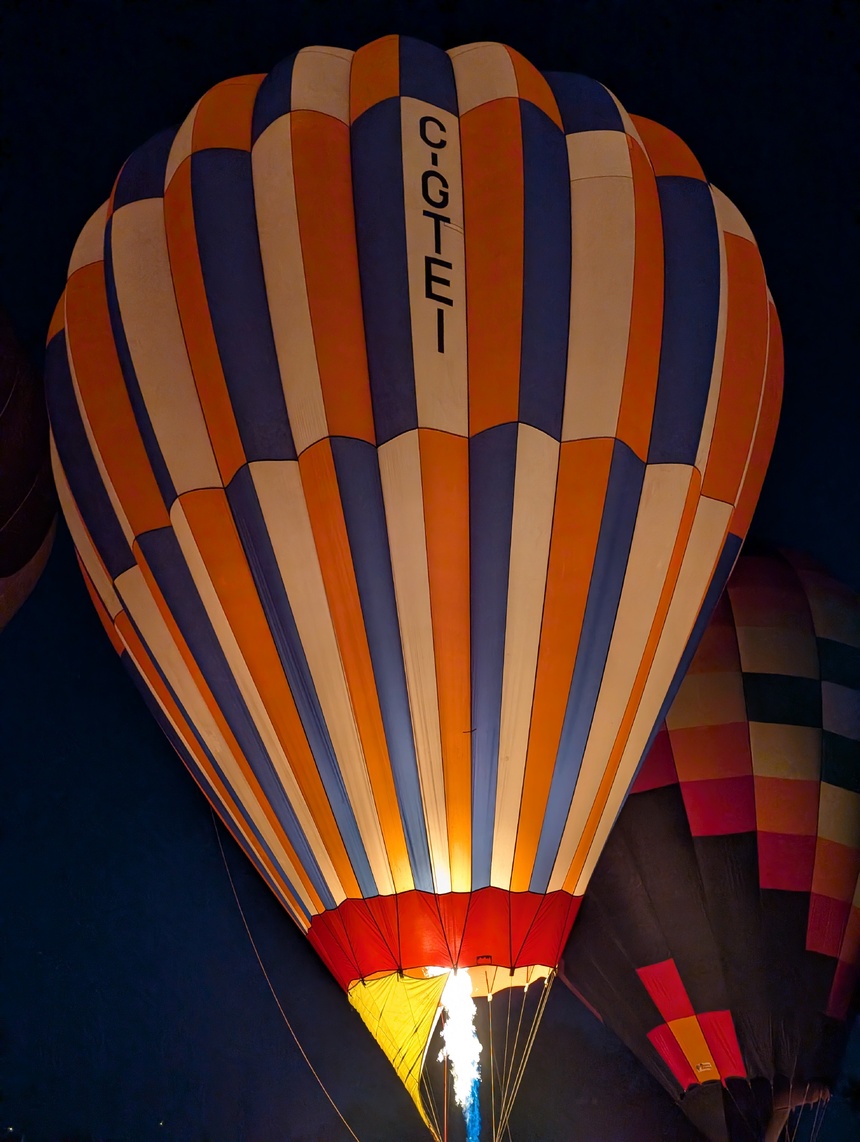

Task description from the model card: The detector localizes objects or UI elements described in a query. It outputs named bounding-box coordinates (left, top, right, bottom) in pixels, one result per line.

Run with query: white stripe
left=491, top=426, right=559, bottom=888
left=63, top=297, right=137, bottom=550
left=290, top=46, right=353, bottom=122
left=252, top=114, right=329, bottom=455
left=572, top=494, right=733, bottom=893
left=378, top=431, right=451, bottom=894
left=69, top=203, right=109, bottom=276
left=401, top=96, right=468, bottom=436
left=448, top=43, right=517, bottom=113
left=110, top=198, right=221, bottom=495
left=168, top=497, right=347, bottom=903
left=113, top=562, right=318, bottom=916
left=562, top=138, right=635, bottom=442
left=250, top=459, right=396, bottom=896
left=164, top=98, right=200, bottom=190
left=549, top=463, right=694, bottom=891
left=694, top=193, right=729, bottom=472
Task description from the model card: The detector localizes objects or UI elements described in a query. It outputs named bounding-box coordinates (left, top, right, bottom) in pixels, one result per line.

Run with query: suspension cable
left=211, top=812, right=362, bottom=1142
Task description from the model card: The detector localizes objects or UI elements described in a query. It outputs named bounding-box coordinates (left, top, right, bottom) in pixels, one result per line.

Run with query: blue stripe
left=331, top=436, right=434, bottom=892
left=399, top=37, right=458, bottom=114
left=542, top=72, right=623, bottom=134
left=518, top=101, right=570, bottom=440
left=351, top=100, right=417, bottom=444
left=648, top=176, right=721, bottom=465
left=226, top=464, right=378, bottom=898
left=112, top=128, right=176, bottom=211
left=251, top=52, right=297, bottom=144
left=104, top=214, right=176, bottom=510
left=136, top=526, right=335, bottom=909
left=470, top=422, right=519, bottom=888
left=44, top=332, right=134, bottom=579
left=530, top=441, right=645, bottom=892
left=121, top=643, right=311, bottom=924
left=191, top=149, right=295, bottom=462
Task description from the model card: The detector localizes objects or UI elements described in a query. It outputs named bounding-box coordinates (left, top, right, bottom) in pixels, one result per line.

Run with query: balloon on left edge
left=0, top=308, right=57, bottom=631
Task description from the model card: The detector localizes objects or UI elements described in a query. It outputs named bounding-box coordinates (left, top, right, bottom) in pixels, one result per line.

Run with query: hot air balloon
left=0, top=307, right=56, bottom=631
left=563, top=548, right=860, bottom=1142
left=44, top=36, right=781, bottom=1137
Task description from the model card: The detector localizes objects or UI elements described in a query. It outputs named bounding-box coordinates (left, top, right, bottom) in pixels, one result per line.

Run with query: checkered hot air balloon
left=564, top=548, right=859, bottom=1142
left=45, top=36, right=781, bottom=1137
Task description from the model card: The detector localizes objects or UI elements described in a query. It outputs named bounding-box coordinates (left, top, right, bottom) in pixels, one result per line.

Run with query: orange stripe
left=812, top=837, right=860, bottom=902
left=77, top=555, right=124, bottom=655
left=615, top=137, right=664, bottom=460
left=132, top=538, right=325, bottom=912
left=113, top=607, right=307, bottom=921
left=419, top=429, right=471, bottom=886
left=65, top=263, right=169, bottom=536
left=701, top=236, right=769, bottom=503
left=298, top=440, right=413, bottom=892
left=47, top=292, right=65, bottom=343
left=291, top=110, right=375, bottom=444
left=349, top=35, right=399, bottom=122
left=630, top=116, right=705, bottom=180
left=563, top=469, right=704, bottom=892
left=163, top=157, right=246, bottom=483
left=192, top=75, right=265, bottom=152
left=754, top=776, right=819, bottom=836
left=506, top=48, right=563, bottom=129
left=511, top=437, right=614, bottom=891
left=729, top=301, right=783, bottom=537
left=177, top=486, right=361, bottom=898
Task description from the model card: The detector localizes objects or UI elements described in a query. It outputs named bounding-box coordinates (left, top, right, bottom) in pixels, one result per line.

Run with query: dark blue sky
left=1, top=1, right=858, bottom=1139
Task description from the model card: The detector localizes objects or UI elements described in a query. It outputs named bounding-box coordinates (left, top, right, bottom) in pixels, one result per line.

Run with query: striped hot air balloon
left=45, top=36, right=781, bottom=1137
left=0, top=308, right=56, bottom=631
left=564, top=549, right=860, bottom=1142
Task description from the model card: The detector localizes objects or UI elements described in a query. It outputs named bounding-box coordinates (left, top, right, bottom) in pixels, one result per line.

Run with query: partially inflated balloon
left=45, top=36, right=781, bottom=1136
left=0, top=308, right=56, bottom=630
left=564, top=549, right=859, bottom=1142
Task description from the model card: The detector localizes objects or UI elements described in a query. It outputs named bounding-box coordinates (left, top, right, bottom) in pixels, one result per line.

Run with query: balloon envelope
left=0, top=308, right=56, bottom=631
left=563, top=548, right=860, bottom=1142
left=45, top=35, right=781, bottom=1134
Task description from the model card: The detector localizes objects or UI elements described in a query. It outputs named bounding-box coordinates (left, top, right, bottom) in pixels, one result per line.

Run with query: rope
left=211, top=812, right=362, bottom=1142
left=496, top=972, right=556, bottom=1141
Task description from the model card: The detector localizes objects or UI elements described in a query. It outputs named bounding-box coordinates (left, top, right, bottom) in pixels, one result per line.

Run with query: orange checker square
left=753, top=776, right=820, bottom=837
left=669, top=721, right=751, bottom=782
left=349, top=35, right=400, bottom=122
left=506, top=47, right=563, bottom=129
left=629, top=116, right=704, bottom=180
left=811, top=836, right=860, bottom=903
left=192, top=75, right=265, bottom=153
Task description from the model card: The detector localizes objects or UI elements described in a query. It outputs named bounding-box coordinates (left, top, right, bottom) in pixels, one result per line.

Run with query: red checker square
left=757, top=832, right=816, bottom=891
left=681, top=775, right=756, bottom=836
left=637, top=959, right=694, bottom=1022
left=826, top=959, right=858, bottom=1021
left=807, top=893, right=851, bottom=959
left=632, top=728, right=678, bottom=793
left=647, top=1023, right=697, bottom=1089
left=698, top=1010, right=747, bottom=1079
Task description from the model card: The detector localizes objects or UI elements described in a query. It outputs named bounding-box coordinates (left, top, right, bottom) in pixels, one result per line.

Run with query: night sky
left=1, top=2, right=858, bottom=1139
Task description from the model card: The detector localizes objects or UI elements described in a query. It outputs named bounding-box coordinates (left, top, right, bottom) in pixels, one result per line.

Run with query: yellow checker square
left=748, top=722, right=821, bottom=781
left=667, top=671, right=747, bottom=731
